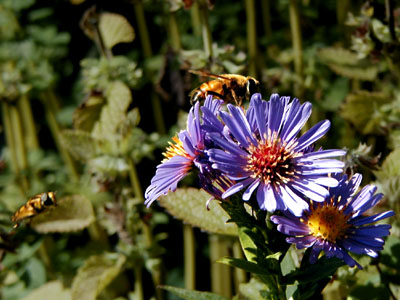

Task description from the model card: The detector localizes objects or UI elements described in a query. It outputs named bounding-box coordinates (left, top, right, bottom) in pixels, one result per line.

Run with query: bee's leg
left=230, top=89, right=241, bottom=106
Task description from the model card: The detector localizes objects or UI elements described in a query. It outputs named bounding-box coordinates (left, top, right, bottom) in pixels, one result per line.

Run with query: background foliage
left=0, top=0, right=399, bottom=299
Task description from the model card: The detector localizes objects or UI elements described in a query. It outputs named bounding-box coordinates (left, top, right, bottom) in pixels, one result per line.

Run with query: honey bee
left=189, top=70, right=260, bottom=106
left=11, top=192, right=57, bottom=228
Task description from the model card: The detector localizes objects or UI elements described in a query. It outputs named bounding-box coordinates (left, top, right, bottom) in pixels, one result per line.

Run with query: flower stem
left=17, top=94, right=39, bottom=150
left=209, top=235, right=232, bottom=298
left=132, top=0, right=166, bottom=134
left=9, top=103, right=29, bottom=192
left=385, top=0, right=397, bottom=42
left=245, top=0, right=258, bottom=77
left=261, top=0, right=272, bottom=39
left=289, top=0, right=304, bottom=96
left=127, top=157, right=163, bottom=300
left=134, top=264, right=144, bottom=300
left=190, top=1, right=202, bottom=37
left=184, top=224, right=196, bottom=290
left=2, top=102, right=19, bottom=173
left=169, top=12, right=182, bottom=51
left=198, top=1, right=213, bottom=59
left=40, top=91, right=79, bottom=182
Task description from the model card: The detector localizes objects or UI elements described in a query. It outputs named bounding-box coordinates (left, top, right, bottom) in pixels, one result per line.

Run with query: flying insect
left=189, top=70, right=260, bottom=106
left=11, top=192, right=57, bottom=228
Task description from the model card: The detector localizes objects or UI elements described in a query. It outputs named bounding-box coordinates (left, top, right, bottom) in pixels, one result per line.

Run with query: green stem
left=190, top=1, right=202, bottom=37
left=245, top=0, right=258, bottom=77
left=289, top=0, right=304, bottom=96
left=133, top=0, right=153, bottom=58
left=132, top=1, right=166, bottom=134
left=210, top=235, right=232, bottom=298
left=198, top=1, right=213, bottom=59
left=41, top=91, right=79, bottom=182
left=261, top=0, right=272, bottom=39
left=2, top=102, right=19, bottom=173
left=9, top=103, right=29, bottom=191
left=184, top=224, right=196, bottom=290
left=17, top=94, right=39, bottom=150
left=134, top=264, right=144, bottom=300
left=169, top=12, right=182, bottom=51
left=385, top=0, right=397, bottom=42
left=127, top=157, right=163, bottom=300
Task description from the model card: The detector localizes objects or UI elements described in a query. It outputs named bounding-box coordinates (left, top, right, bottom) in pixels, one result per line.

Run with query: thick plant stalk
left=198, top=1, right=213, bottom=58
left=210, top=235, right=232, bottom=298
left=128, top=157, right=163, bottom=300
left=133, top=0, right=166, bottom=134
left=17, top=94, right=39, bottom=150
left=289, top=0, right=304, bottom=96
left=9, top=103, right=29, bottom=191
left=245, top=0, right=258, bottom=77
left=169, top=12, right=182, bottom=51
left=134, top=264, right=144, bottom=300
left=2, top=102, right=19, bottom=173
left=261, top=0, right=272, bottom=39
left=190, top=1, right=202, bottom=37
left=184, top=224, right=196, bottom=290
left=41, top=91, right=79, bottom=182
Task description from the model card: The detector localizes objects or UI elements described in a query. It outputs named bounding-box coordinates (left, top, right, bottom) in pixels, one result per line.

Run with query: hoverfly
left=11, top=192, right=57, bottom=228
left=189, top=70, right=260, bottom=106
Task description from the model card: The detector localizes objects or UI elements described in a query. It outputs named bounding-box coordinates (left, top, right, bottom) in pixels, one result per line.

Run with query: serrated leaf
left=88, top=155, right=129, bottom=176
left=160, top=285, right=229, bottom=300
left=374, top=149, right=400, bottom=180
left=341, top=91, right=391, bottom=134
left=98, top=13, right=135, bottom=49
left=62, top=130, right=98, bottom=161
left=159, top=188, right=237, bottom=236
left=21, top=281, right=71, bottom=300
left=71, top=253, right=126, bottom=300
left=217, top=257, right=268, bottom=275
left=73, top=95, right=105, bottom=132
left=92, top=81, right=132, bottom=139
left=31, top=195, right=95, bottom=233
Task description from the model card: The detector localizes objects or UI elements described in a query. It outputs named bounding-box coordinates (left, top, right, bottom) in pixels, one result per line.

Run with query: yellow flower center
left=304, top=199, right=352, bottom=243
left=162, top=136, right=191, bottom=162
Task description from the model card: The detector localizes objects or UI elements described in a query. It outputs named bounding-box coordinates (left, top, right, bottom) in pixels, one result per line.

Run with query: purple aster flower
left=144, top=97, right=231, bottom=206
left=206, top=93, right=346, bottom=216
left=271, top=173, right=394, bottom=268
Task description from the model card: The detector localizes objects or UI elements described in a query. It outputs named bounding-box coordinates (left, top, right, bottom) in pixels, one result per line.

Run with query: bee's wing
left=189, top=70, right=232, bottom=81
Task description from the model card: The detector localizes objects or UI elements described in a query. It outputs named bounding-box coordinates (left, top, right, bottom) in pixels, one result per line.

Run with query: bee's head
left=41, top=192, right=56, bottom=207
left=246, top=78, right=260, bottom=98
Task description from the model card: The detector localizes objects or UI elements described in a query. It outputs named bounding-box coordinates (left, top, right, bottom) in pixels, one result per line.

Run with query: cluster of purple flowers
left=145, top=93, right=394, bottom=268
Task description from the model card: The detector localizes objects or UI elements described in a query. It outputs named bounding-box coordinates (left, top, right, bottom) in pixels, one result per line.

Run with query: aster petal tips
left=272, top=173, right=394, bottom=268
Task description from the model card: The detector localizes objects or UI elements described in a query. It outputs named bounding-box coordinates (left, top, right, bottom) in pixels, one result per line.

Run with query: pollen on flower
left=246, top=133, right=298, bottom=184
left=162, top=136, right=191, bottom=162
left=304, top=199, right=352, bottom=243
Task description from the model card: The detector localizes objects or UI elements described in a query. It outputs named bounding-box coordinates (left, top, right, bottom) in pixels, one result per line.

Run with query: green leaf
left=160, top=285, right=229, bottom=300
left=238, top=278, right=269, bottom=300
left=318, top=47, right=361, bottom=66
left=21, top=281, right=71, bottom=300
left=73, top=95, right=105, bottom=132
left=71, top=253, right=126, bottom=300
left=31, top=195, right=95, bottom=233
left=327, top=63, right=378, bottom=81
left=62, top=130, right=98, bottom=161
left=217, top=257, right=269, bottom=275
left=374, top=149, right=400, bottom=180
left=99, top=13, right=135, bottom=49
left=341, top=91, right=391, bottom=134
left=237, top=226, right=258, bottom=262
left=159, top=188, right=237, bottom=236
left=284, top=257, right=343, bottom=285
left=91, top=81, right=132, bottom=139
